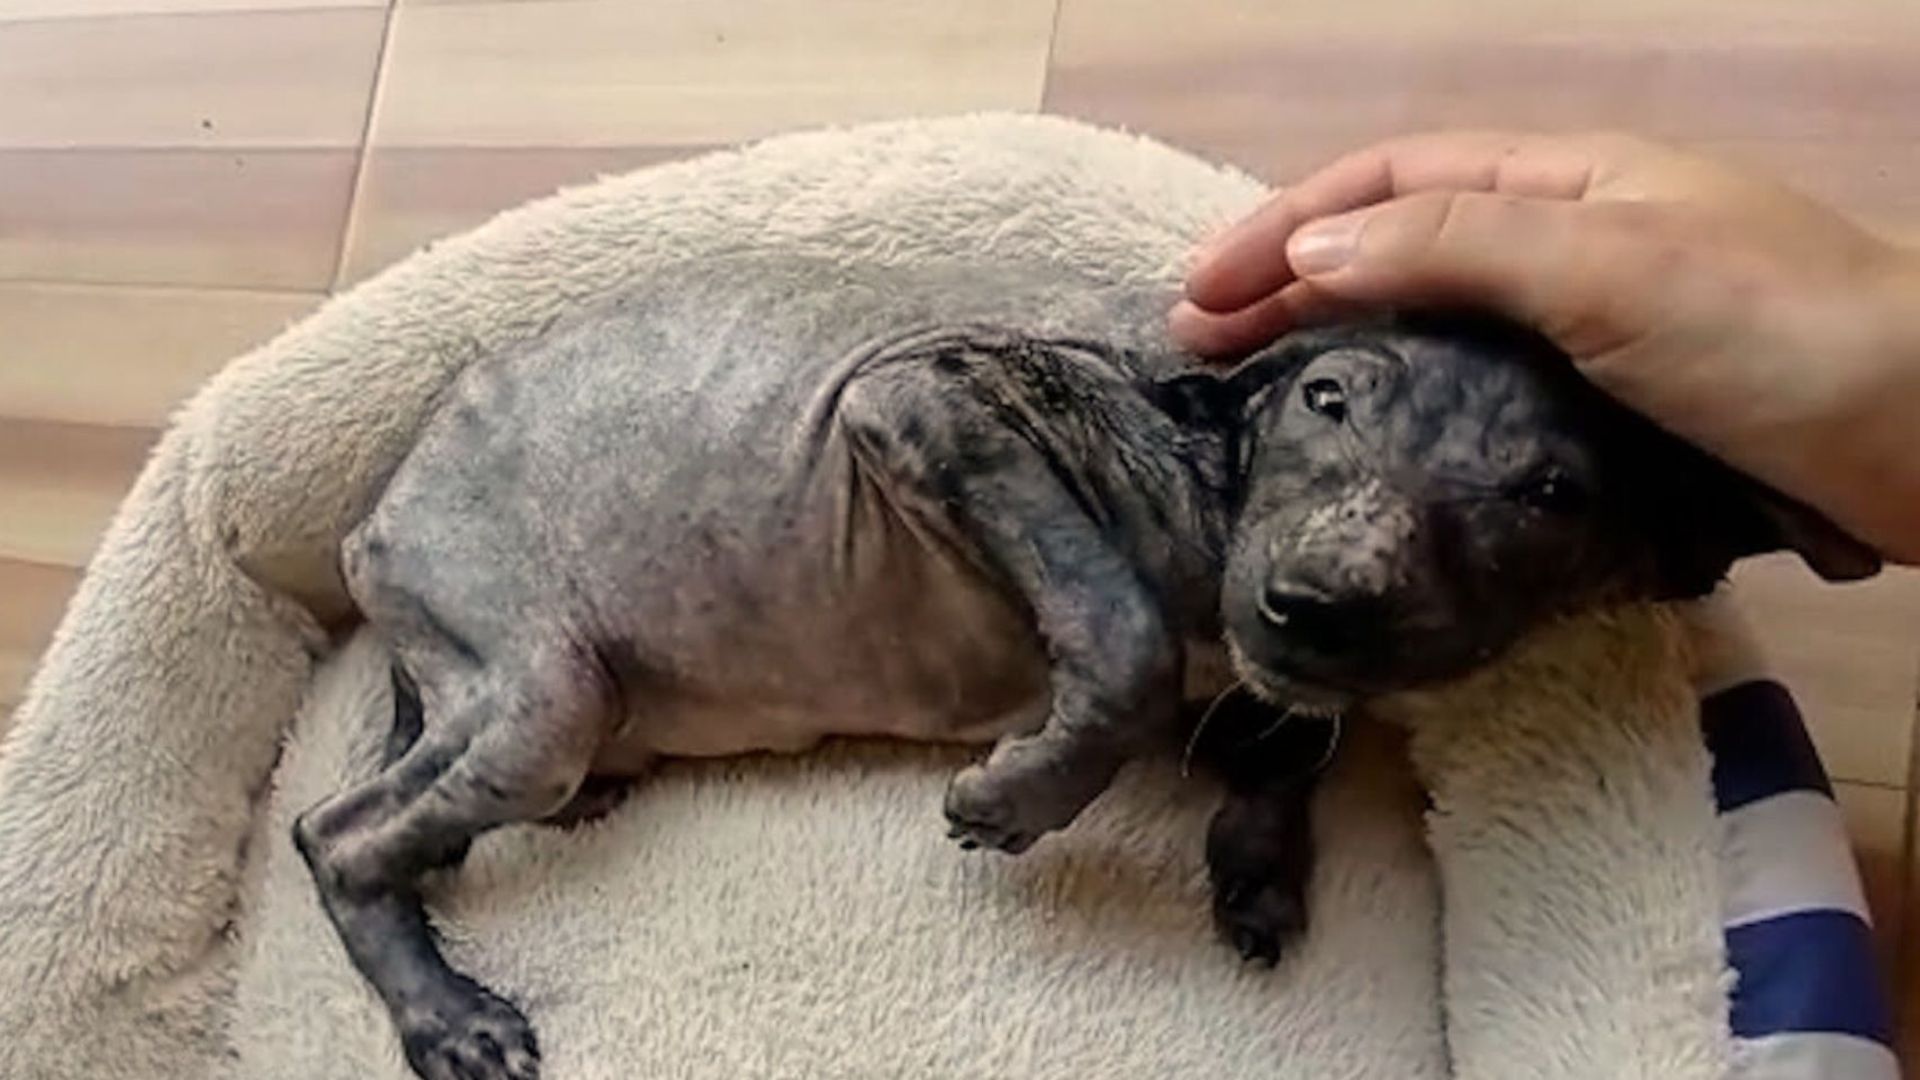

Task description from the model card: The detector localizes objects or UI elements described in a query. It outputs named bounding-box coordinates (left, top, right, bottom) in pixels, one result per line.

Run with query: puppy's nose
left=1257, top=583, right=1366, bottom=656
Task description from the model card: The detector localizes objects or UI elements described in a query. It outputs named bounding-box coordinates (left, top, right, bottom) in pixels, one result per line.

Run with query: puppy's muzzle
left=1256, top=583, right=1374, bottom=659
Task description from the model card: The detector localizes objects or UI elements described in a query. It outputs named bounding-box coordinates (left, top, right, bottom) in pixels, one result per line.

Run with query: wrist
left=1825, top=243, right=1920, bottom=562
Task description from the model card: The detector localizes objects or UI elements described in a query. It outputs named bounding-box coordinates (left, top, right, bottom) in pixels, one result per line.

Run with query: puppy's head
left=1153, top=313, right=1879, bottom=713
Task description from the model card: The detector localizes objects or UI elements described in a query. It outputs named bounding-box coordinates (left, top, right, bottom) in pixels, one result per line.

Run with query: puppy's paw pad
left=1213, top=877, right=1307, bottom=968
left=942, top=765, right=1042, bottom=854
left=944, top=818, right=1038, bottom=855
left=401, top=987, right=541, bottom=1080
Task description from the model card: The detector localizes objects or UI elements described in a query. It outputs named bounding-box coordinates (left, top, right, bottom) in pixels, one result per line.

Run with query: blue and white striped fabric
left=1703, top=675, right=1901, bottom=1079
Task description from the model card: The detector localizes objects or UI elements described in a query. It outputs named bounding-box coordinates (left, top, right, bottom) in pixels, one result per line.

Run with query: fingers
left=1295, top=191, right=1570, bottom=308
left=1181, top=189, right=1657, bottom=362
left=1183, top=131, right=1625, bottom=317
left=1291, top=190, right=1652, bottom=357
left=1168, top=281, right=1365, bottom=359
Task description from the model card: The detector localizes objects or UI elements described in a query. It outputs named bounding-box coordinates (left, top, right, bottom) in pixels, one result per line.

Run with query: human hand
left=1171, top=131, right=1920, bottom=563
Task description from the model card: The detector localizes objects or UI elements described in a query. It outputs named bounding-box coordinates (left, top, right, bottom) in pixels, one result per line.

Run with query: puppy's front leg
left=836, top=353, right=1183, bottom=854
left=1192, top=695, right=1338, bottom=964
left=1207, top=776, right=1317, bottom=964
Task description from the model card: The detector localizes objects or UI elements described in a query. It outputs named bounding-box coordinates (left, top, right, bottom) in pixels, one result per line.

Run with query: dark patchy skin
left=293, top=261, right=1879, bottom=1080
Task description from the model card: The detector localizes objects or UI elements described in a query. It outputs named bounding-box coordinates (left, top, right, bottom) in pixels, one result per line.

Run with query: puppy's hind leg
left=294, top=643, right=609, bottom=1080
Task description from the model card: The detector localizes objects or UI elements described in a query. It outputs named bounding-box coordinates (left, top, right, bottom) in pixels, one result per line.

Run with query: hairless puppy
left=293, top=259, right=1877, bottom=1080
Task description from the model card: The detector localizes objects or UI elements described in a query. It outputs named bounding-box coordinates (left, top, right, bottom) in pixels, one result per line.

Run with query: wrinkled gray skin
left=293, top=259, right=1878, bottom=1080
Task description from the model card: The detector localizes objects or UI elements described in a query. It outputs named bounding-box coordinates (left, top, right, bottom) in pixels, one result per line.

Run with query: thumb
left=1287, top=190, right=1637, bottom=356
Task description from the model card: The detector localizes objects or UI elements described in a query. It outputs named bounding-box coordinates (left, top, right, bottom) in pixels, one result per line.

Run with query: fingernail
left=1188, top=228, right=1234, bottom=271
left=1288, top=216, right=1362, bottom=276
left=1167, top=300, right=1208, bottom=344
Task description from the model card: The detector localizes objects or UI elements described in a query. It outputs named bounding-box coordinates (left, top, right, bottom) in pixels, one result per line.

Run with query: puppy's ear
left=1725, top=480, right=1882, bottom=581
left=1644, top=457, right=1881, bottom=598
left=1147, top=354, right=1296, bottom=431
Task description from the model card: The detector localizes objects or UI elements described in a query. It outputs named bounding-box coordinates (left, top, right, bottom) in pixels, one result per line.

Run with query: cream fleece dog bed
left=0, top=113, right=1895, bottom=1080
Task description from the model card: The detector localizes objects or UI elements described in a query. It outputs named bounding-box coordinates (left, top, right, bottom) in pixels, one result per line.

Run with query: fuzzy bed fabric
left=0, top=113, right=1742, bottom=1079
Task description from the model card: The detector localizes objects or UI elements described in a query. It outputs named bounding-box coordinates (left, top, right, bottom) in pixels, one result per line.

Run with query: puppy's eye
left=1302, top=378, right=1347, bottom=421
left=1511, top=470, right=1590, bottom=515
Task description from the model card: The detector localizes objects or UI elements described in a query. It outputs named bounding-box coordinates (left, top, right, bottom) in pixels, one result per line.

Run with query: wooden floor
left=3, top=0, right=1918, bottom=1058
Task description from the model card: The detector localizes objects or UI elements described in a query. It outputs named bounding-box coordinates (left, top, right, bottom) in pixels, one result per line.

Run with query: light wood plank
left=0, top=642, right=44, bottom=715
left=0, top=420, right=156, bottom=569
left=0, top=1, right=380, bottom=22
left=0, top=283, right=317, bottom=428
left=1906, top=775, right=1920, bottom=1065
left=336, top=146, right=701, bottom=285
left=0, top=148, right=356, bottom=289
left=0, top=558, right=82, bottom=712
left=1, top=650, right=31, bottom=712
left=1045, top=0, right=1920, bottom=227
left=1836, top=781, right=1909, bottom=997
left=0, top=479, right=123, bottom=571
left=2, top=654, right=33, bottom=739
left=0, top=8, right=387, bottom=150
left=1732, top=558, right=1920, bottom=789
left=1054, top=0, right=1919, bottom=46
left=372, top=0, right=1055, bottom=149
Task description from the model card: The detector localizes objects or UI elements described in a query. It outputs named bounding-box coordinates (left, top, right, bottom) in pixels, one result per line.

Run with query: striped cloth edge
left=1703, top=677, right=1902, bottom=1079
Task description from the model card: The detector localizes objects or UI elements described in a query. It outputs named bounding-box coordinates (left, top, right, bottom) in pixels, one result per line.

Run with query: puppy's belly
left=584, top=538, right=1060, bottom=770
left=588, top=642, right=1231, bottom=772
left=591, top=687, right=1051, bottom=770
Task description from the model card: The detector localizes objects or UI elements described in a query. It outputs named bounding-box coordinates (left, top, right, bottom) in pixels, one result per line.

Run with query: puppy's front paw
left=942, top=735, right=1123, bottom=855
left=399, top=981, right=541, bottom=1080
left=1211, top=872, right=1307, bottom=967
left=943, top=763, right=1042, bottom=854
